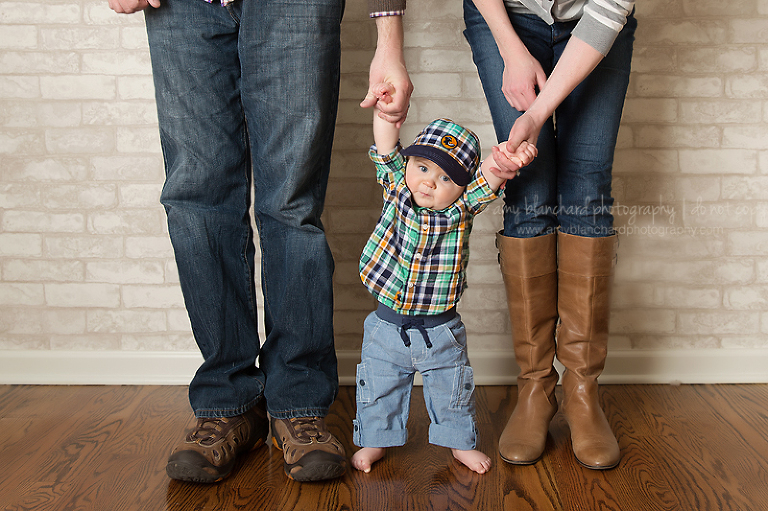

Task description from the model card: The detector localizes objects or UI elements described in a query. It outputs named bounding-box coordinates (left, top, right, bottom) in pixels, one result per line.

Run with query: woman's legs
left=465, top=0, right=636, bottom=467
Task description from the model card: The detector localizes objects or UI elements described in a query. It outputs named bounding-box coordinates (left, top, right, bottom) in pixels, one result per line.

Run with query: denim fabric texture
left=353, top=310, right=478, bottom=451
left=145, top=0, right=344, bottom=419
left=463, top=2, right=637, bottom=238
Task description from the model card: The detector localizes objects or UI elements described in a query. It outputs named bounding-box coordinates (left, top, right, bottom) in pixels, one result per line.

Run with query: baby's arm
left=480, top=140, right=537, bottom=191
left=371, top=83, right=400, bottom=155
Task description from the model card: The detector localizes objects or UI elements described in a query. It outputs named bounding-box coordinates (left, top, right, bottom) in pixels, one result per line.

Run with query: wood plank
left=1, top=384, right=767, bottom=511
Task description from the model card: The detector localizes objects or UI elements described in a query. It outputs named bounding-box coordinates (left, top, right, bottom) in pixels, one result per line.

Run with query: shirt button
left=422, top=224, right=428, bottom=231
left=415, top=253, right=422, bottom=260
left=408, top=283, right=414, bottom=288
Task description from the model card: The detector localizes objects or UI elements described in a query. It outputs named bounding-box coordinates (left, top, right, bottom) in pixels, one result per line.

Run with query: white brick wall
left=1, top=0, right=767, bottom=383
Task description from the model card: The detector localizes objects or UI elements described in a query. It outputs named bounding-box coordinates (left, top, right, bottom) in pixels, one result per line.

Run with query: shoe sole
left=575, top=455, right=620, bottom=470
left=499, top=452, right=542, bottom=465
left=166, top=438, right=265, bottom=484
left=272, top=437, right=347, bottom=482
left=284, top=450, right=347, bottom=482
left=166, top=460, right=226, bottom=484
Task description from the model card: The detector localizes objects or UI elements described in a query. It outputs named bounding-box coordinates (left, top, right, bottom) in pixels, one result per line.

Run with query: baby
left=351, top=94, right=536, bottom=475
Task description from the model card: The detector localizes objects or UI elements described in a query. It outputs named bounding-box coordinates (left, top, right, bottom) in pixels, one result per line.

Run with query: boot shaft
left=556, top=231, right=617, bottom=387
left=496, top=232, right=559, bottom=388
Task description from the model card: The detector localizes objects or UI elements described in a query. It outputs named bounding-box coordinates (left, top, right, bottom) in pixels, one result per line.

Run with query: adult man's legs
left=149, top=0, right=268, bottom=419
left=146, top=0, right=268, bottom=483
left=146, top=0, right=345, bottom=482
left=237, top=0, right=347, bottom=480
left=239, top=0, right=342, bottom=420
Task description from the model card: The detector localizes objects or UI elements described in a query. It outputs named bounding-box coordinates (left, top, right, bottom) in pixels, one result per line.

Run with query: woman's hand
left=506, top=113, right=542, bottom=155
left=501, top=51, right=547, bottom=113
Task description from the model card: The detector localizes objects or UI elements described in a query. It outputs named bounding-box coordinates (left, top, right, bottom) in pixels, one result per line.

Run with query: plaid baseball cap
left=400, top=118, right=480, bottom=186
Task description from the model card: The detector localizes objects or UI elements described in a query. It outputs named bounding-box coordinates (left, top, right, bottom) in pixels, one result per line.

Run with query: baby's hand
left=503, top=140, right=537, bottom=167
left=487, top=140, right=538, bottom=181
left=493, top=140, right=537, bottom=176
left=515, top=140, right=538, bottom=164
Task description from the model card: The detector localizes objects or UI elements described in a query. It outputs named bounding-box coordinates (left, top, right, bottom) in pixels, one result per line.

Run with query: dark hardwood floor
left=1, top=383, right=767, bottom=511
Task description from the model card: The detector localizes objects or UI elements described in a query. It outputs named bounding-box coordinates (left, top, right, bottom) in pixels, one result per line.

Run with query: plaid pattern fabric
left=360, top=145, right=499, bottom=315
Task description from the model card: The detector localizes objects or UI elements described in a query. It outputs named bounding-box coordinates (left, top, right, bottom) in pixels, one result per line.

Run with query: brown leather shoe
left=270, top=416, right=347, bottom=481
left=166, top=401, right=269, bottom=483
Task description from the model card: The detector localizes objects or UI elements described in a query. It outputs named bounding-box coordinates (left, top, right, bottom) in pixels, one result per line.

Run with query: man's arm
left=108, top=0, right=160, bottom=14
left=361, top=15, right=413, bottom=128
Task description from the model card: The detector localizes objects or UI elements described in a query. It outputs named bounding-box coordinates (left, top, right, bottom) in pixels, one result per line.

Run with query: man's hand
left=361, top=16, right=413, bottom=128
left=108, top=0, right=160, bottom=14
left=362, top=52, right=412, bottom=127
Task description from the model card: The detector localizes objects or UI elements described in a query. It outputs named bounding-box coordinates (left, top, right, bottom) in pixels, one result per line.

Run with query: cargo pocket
left=356, top=363, right=372, bottom=404
left=450, top=364, right=475, bottom=409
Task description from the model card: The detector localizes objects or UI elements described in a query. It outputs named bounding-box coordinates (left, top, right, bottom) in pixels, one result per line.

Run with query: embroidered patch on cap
left=441, top=135, right=458, bottom=150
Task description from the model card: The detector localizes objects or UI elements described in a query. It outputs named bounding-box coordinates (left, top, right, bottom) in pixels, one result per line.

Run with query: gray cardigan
left=504, top=0, right=635, bottom=55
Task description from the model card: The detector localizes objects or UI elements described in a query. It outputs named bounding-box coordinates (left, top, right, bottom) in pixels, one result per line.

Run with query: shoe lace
left=289, top=417, right=328, bottom=443
left=189, top=417, right=232, bottom=446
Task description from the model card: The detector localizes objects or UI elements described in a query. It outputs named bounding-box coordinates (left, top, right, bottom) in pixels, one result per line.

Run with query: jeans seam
left=226, top=4, right=240, bottom=24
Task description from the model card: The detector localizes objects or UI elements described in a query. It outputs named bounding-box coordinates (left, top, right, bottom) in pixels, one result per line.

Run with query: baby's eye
left=440, top=175, right=452, bottom=183
left=419, top=165, right=429, bottom=173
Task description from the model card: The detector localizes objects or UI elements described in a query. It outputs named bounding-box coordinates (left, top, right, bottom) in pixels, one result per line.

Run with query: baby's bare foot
left=452, top=448, right=492, bottom=474
left=351, top=447, right=386, bottom=473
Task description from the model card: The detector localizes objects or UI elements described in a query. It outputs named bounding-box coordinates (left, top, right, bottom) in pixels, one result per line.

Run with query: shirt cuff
left=368, top=0, right=406, bottom=17
left=370, top=10, right=406, bottom=17
left=369, top=142, right=404, bottom=164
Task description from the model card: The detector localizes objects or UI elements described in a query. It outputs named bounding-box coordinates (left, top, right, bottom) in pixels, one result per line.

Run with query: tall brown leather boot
left=556, top=230, right=620, bottom=469
left=497, top=232, right=559, bottom=464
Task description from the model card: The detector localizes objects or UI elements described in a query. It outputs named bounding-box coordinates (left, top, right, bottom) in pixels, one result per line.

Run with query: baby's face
left=404, top=156, right=465, bottom=211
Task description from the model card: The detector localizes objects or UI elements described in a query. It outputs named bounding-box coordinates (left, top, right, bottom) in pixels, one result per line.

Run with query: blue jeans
left=145, top=0, right=344, bottom=419
left=464, top=2, right=636, bottom=238
left=353, top=307, right=478, bottom=451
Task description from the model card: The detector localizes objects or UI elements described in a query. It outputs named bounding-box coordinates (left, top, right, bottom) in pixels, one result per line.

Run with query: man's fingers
left=360, top=91, right=378, bottom=109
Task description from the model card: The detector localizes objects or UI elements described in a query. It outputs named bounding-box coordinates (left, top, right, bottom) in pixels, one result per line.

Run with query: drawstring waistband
left=375, top=303, right=457, bottom=349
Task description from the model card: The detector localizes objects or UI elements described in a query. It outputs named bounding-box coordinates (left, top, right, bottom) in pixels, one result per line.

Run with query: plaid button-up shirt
left=360, top=145, right=499, bottom=316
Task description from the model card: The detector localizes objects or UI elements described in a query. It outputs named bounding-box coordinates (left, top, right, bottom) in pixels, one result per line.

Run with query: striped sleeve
left=572, top=0, right=634, bottom=56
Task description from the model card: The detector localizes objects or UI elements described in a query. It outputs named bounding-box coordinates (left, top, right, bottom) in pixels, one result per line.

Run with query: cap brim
left=401, top=145, right=471, bottom=186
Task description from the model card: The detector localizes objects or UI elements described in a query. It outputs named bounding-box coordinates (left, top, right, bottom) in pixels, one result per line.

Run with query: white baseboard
left=0, top=349, right=766, bottom=386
